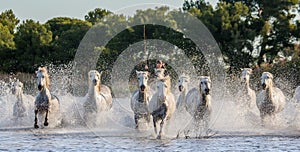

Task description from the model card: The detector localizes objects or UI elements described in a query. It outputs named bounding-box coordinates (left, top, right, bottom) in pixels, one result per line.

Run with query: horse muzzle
left=38, top=84, right=42, bottom=91
left=140, top=85, right=146, bottom=92
left=205, top=88, right=210, bottom=95
left=93, top=79, right=97, bottom=85
left=179, top=85, right=183, bottom=92
left=262, top=83, right=266, bottom=90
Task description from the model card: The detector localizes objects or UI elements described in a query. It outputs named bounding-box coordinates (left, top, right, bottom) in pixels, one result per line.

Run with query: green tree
left=14, top=19, right=52, bottom=72
left=46, top=17, right=91, bottom=64
left=0, top=9, right=19, bottom=49
left=84, top=8, right=111, bottom=24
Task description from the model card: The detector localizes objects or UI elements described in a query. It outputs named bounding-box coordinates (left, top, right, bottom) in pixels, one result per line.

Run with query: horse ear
left=270, top=73, right=274, bottom=79
left=136, top=70, right=139, bottom=75
left=240, top=68, right=243, bottom=71
left=99, top=71, right=103, bottom=76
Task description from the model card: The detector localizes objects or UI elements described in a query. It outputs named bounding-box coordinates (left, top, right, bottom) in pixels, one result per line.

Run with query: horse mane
left=262, top=72, right=274, bottom=87
left=37, top=67, right=50, bottom=89
left=158, top=75, right=171, bottom=94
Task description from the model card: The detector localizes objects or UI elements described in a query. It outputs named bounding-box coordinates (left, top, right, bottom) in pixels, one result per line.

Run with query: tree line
left=0, top=0, right=299, bottom=76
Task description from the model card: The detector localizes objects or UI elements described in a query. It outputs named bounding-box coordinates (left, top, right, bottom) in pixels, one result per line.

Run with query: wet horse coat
left=150, top=75, right=175, bottom=139
left=130, top=71, right=151, bottom=129
left=34, top=67, right=61, bottom=128
left=256, top=72, right=286, bottom=124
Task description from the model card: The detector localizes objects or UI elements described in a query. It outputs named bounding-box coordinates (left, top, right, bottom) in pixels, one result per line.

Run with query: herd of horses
left=8, top=66, right=300, bottom=139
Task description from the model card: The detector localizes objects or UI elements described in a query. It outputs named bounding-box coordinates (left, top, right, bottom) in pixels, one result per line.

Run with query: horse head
left=12, top=80, right=23, bottom=95
left=261, top=72, right=274, bottom=90
left=178, top=74, right=190, bottom=92
left=241, top=68, right=252, bottom=85
left=88, top=70, right=102, bottom=91
left=199, top=76, right=211, bottom=95
left=155, top=68, right=165, bottom=78
left=36, top=67, right=50, bottom=91
left=157, top=75, right=171, bottom=103
left=136, top=71, right=149, bottom=92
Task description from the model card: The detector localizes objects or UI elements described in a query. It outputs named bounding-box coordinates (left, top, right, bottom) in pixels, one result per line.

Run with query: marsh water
left=1, top=70, right=300, bottom=151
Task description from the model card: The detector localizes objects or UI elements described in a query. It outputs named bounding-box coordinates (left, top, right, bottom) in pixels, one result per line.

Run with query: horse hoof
left=44, top=122, right=49, bottom=126
left=34, top=124, right=39, bottom=129
left=157, top=135, right=162, bottom=139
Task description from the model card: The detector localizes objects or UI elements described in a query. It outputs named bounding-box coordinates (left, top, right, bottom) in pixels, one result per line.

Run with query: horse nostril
left=38, top=85, right=42, bottom=91
left=262, top=83, right=266, bottom=89
left=140, top=85, right=145, bottom=91
left=205, top=88, right=210, bottom=94
left=179, top=85, right=183, bottom=91
left=93, top=79, right=97, bottom=84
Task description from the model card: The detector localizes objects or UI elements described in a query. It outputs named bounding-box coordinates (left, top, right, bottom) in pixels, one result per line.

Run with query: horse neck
left=138, top=89, right=148, bottom=103
left=16, top=90, right=23, bottom=103
left=88, top=84, right=97, bottom=97
left=241, top=81, right=252, bottom=93
left=180, top=88, right=188, bottom=99
left=265, top=83, right=274, bottom=101
left=200, top=91, right=210, bottom=107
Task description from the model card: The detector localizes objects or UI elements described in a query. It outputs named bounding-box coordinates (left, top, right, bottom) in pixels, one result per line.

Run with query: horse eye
left=185, top=80, right=188, bottom=82
left=138, top=78, right=140, bottom=80
left=42, top=76, right=45, bottom=78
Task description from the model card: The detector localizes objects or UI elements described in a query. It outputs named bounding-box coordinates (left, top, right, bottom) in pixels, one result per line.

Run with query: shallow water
left=1, top=74, right=300, bottom=151
left=1, top=95, right=300, bottom=151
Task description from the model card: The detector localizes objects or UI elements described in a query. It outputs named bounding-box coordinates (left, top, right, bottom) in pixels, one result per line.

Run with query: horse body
left=256, top=72, right=286, bottom=123
left=150, top=75, right=175, bottom=139
left=238, top=68, right=256, bottom=109
left=34, top=67, right=61, bottom=128
left=83, top=70, right=112, bottom=121
left=176, top=74, right=190, bottom=112
left=131, top=71, right=151, bottom=129
left=293, top=86, right=300, bottom=102
left=185, top=76, right=212, bottom=129
left=12, top=80, right=27, bottom=117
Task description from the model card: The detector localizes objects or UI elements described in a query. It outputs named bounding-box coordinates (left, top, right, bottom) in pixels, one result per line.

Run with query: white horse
left=83, top=70, right=112, bottom=121
left=292, top=86, right=300, bottom=103
left=34, top=67, right=61, bottom=128
left=238, top=68, right=256, bottom=109
left=256, top=72, right=286, bottom=124
left=131, top=71, right=151, bottom=129
left=185, top=76, right=212, bottom=131
left=11, top=80, right=27, bottom=118
left=176, top=74, right=190, bottom=112
left=150, top=75, right=175, bottom=139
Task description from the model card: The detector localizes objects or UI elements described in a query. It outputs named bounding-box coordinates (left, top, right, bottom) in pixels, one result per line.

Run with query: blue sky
left=0, top=0, right=218, bottom=23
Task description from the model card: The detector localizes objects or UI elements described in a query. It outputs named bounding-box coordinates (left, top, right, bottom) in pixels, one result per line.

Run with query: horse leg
left=157, top=119, right=165, bottom=139
left=44, top=110, right=49, bottom=126
left=34, top=109, right=39, bottom=129
left=153, top=117, right=157, bottom=134
left=134, top=114, right=138, bottom=129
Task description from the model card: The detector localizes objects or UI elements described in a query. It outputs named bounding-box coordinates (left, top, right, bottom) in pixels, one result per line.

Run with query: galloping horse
left=34, top=67, right=60, bottom=128
left=256, top=72, right=286, bottom=124
left=83, top=70, right=112, bottom=122
left=239, top=68, right=256, bottom=109
left=12, top=80, right=27, bottom=117
left=131, top=71, right=151, bottom=129
left=176, top=74, right=190, bottom=112
left=186, top=76, right=212, bottom=131
left=150, top=75, right=175, bottom=139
